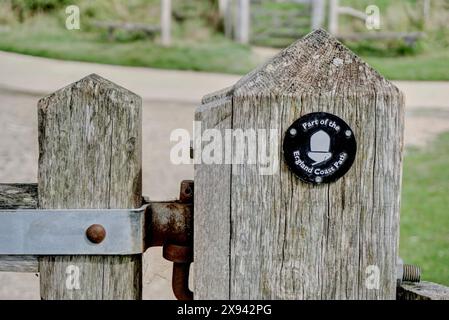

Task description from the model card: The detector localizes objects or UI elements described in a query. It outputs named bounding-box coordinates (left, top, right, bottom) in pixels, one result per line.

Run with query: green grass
left=364, top=50, right=449, bottom=81
left=0, top=19, right=256, bottom=74
left=400, top=132, right=449, bottom=285
left=0, top=0, right=448, bottom=79
left=1, top=21, right=448, bottom=80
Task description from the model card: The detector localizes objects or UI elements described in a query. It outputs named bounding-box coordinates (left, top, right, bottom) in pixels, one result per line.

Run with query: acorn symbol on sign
left=307, top=130, right=332, bottom=165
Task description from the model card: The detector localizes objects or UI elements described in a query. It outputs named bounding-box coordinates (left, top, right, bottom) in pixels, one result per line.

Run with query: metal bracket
left=0, top=206, right=146, bottom=255
left=158, top=180, right=194, bottom=300
left=0, top=180, right=194, bottom=300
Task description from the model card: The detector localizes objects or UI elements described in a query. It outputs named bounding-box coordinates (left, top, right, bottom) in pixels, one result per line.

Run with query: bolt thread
left=402, top=264, right=420, bottom=282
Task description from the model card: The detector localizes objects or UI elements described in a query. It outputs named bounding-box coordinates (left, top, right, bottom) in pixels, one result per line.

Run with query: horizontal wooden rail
left=337, top=32, right=425, bottom=42
left=92, top=21, right=161, bottom=34
left=398, top=281, right=449, bottom=300
left=0, top=184, right=39, bottom=272
left=338, top=6, right=367, bottom=20
left=0, top=255, right=38, bottom=273
left=0, top=184, right=37, bottom=209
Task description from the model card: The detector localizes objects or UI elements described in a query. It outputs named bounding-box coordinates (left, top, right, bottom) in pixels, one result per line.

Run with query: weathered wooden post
left=329, top=0, right=339, bottom=35
left=224, top=0, right=235, bottom=39
left=311, top=0, right=326, bottom=30
left=38, top=74, right=142, bottom=299
left=161, top=0, right=172, bottom=46
left=236, top=0, right=250, bottom=44
left=194, top=29, right=404, bottom=299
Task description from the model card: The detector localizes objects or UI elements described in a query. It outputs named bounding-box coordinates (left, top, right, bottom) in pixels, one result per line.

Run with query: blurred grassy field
left=0, top=17, right=448, bottom=80
left=364, top=50, right=449, bottom=81
left=0, top=0, right=448, bottom=79
left=0, top=16, right=255, bottom=74
left=401, top=133, right=449, bottom=285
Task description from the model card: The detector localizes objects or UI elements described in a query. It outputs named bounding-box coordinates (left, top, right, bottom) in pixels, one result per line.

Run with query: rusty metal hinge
left=0, top=180, right=194, bottom=300
left=143, top=180, right=194, bottom=300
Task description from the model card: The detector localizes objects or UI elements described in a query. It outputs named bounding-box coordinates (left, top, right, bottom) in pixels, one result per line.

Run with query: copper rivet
left=86, top=224, right=106, bottom=244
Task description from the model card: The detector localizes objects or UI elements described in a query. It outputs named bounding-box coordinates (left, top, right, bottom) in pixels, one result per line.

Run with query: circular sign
left=283, top=112, right=356, bottom=184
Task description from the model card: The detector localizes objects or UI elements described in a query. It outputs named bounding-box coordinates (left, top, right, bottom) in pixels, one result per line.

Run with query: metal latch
left=0, top=180, right=194, bottom=300
left=145, top=180, right=194, bottom=300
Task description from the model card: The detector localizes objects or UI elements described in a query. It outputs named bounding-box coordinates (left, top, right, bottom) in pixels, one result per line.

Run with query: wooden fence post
left=161, top=0, right=172, bottom=46
left=329, top=0, right=339, bottom=35
left=38, top=74, right=142, bottom=299
left=194, top=29, right=404, bottom=299
left=311, top=0, right=326, bottom=30
left=236, top=0, right=250, bottom=44
left=219, top=0, right=229, bottom=18
left=224, top=0, right=235, bottom=40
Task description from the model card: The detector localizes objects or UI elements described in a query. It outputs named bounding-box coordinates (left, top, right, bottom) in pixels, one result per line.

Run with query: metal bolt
left=397, top=258, right=421, bottom=285
left=315, top=176, right=322, bottom=183
left=345, top=130, right=352, bottom=137
left=86, top=224, right=106, bottom=244
left=141, top=195, right=150, bottom=205
left=402, top=264, right=421, bottom=282
left=179, top=180, right=194, bottom=203
left=289, top=128, right=297, bottom=137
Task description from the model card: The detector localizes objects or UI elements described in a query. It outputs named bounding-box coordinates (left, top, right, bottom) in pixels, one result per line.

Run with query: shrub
left=11, top=0, right=70, bottom=16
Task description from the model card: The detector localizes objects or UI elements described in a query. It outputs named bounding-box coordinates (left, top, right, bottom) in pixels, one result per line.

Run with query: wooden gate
left=0, top=29, right=447, bottom=300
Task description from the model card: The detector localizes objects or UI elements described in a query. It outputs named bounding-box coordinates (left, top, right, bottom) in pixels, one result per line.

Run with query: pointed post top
left=37, top=73, right=142, bottom=299
left=39, top=73, right=140, bottom=106
left=232, top=29, right=399, bottom=96
left=195, top=29, right=405, bottom=301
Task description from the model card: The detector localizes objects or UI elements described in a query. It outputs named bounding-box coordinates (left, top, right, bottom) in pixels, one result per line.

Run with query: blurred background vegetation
left=401, top=132, right=449, bottom=286
left=0, top=0, right=447, bottom=79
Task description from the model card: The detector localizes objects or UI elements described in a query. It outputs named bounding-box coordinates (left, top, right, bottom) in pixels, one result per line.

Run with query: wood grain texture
left=0, top=184, right=38, bottom=209
left=397, top=281, right=449, bottom=300
left=0, top=184, right=39, bottom=272
left=38, top=74, right=142, bottom=299
left=194, top=90, right=233, bottom=299
left=0, top=256, right=38, bottom=272
left=195, top=29, right=404, bottom=299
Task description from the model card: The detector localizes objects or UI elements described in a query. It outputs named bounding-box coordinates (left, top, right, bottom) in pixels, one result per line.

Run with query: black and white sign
left=283, top=112, right=356, bottom=184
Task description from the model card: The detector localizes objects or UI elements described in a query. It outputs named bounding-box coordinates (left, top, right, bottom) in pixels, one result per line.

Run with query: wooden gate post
left=38, top=74, right=142, bottom=299
left=194, top=29, right=404, bottom=299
